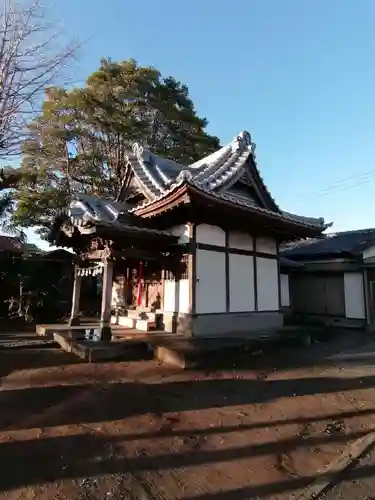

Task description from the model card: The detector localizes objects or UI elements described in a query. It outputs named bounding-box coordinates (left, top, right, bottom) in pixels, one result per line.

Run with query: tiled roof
left=53, top=131, right=328, bottom=237
left=53, top=194, right=177, bottom=239
left=125, top=132, right=253, bottom=200
left=281, top=228, right=375, bottom=259
left=125, top=132, right=327, bottom=230
left=132, top=177, right=328, bottom=230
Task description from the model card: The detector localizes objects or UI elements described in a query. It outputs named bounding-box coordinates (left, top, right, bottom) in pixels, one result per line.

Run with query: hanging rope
left=77, top=263, right=104, bottom=277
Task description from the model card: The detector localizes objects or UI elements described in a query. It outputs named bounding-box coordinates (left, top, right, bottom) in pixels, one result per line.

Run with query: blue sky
left=30, top=0, right=375, bottom=247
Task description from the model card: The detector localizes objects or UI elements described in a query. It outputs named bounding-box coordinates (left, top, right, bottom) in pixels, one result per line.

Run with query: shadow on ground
left=1, top=330, right=375, bottom=497
left=2, top=371, right=375, bottom=431
left=0, top=348, right=80, bottom=379
left=0, top=410, right=375, bottom=496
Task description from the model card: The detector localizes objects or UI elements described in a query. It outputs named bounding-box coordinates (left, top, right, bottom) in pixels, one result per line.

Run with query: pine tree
left=13, top=59, right=220, bottom=236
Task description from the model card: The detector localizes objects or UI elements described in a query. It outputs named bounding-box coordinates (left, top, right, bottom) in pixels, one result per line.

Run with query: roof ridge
left=325, top=228, right=375, bottom=236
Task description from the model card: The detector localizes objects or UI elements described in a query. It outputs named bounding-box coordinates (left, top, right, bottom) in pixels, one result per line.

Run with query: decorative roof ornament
left=239, top=131, right=252, bottom=145
left=132, top=142, right=152, bottom=164
left=176, top=169, right=193, bottom=183
left=132, top=142, right=143, bottom=157
left=252, top=142, right=257, bottom=159
left=232, top=131, right=252, bottom=152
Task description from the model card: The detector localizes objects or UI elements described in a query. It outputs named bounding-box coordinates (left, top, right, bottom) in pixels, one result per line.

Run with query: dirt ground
left=1, top=330, right=375, bottom=500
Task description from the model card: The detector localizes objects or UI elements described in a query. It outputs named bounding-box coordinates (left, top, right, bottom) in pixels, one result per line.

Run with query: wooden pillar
left=363, top=268, right=370, bottom=327
left=224, top=230, right=230, bottom=312
left=100, top=260, right=114, bottom=341
left=69, top=266, right=82, bottom=326
left=276, top=241, right=282, bottom=311
left=137, top=260, right=143, bottom=307
left=253, top=237, right=258, bottom=311
left=160, top=267, right=165, bottom=310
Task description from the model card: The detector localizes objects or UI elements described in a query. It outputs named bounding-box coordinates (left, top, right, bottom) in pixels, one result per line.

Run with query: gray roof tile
left=281, top=228, right=375, bottom=259
left=125, top=131, right=327, bottom=230
left=58, top=194, right=176, bottom=238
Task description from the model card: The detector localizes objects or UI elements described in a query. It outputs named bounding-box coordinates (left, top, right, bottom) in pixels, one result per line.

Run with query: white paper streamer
left=77, top=262, right=104, bottom=277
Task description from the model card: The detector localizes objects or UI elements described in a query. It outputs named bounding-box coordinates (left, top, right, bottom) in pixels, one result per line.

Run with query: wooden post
left=363, top=268, right=370, bottom=327
left=137, top=260, right=143, bottom=307
left=69, top=266, right=82, bottom=326
left=100, top=260, right=114, bottom=341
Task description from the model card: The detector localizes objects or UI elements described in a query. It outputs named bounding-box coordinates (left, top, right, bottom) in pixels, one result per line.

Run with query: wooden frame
left=191, top=224, right=281, bottom=317
left=134, top=184, right=326, bottom=240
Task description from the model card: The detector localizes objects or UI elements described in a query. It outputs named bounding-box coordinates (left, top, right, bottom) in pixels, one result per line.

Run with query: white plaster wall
left=363, top=245, right=375, bottom=260
left=344, top=272, right=365, bottom=319
left=256, top=257, right=279, bottom=311
left=163, top=280, right=176, bottom=312
left=256, top=237, right=277, bottom=255
left=170, top=224, right=190, bottom=244
left=179, top=279, right=190, bottom=313
left=196, top=249, right=226, bottom=313
left=229, top=254, right=255, bottom=312
left=280, top=274, right=290, bottom=307
left=163, top=279, right=190, bottom=313
left=196, top=224, right=225, bottom=247
left=228, top=231, right=253, bottom=251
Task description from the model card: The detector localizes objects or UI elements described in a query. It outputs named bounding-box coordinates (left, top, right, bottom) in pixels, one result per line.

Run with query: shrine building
left=49, top=131, right=329, bottom=340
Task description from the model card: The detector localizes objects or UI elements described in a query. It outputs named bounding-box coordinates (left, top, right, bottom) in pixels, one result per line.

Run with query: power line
left=296, top=168, right=375, bottom=203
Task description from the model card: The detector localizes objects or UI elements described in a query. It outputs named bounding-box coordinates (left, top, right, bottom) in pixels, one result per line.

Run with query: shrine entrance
left=129, top=263, right=163, bottom=310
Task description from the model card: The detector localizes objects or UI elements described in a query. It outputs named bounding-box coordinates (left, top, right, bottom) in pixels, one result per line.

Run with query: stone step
left=135, top=319, right=156, bottom=332
left=112, top=313, right=163, bottom=332
left=113, top=316, right=159, bottom=331
left=127, top=310, right=158, bottom=321
left=118, top=316, right=136, bottom=328
left=53, top=332, right=147, bottom=362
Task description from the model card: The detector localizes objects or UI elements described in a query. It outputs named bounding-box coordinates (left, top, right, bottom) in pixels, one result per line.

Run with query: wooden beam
left=225, top=230, right=230, bottom=312
left=100, top=260, right=114, bottom=341
left=69, top=266, right=82, bottom=326
left=253, top=236, right=258, bottom=311
left=190, top=223, right=197, bottom=315
left=277, top=242, right=282, bottom=311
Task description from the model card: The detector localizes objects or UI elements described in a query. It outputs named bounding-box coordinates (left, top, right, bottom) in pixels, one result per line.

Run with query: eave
left=134, top=182, right=327, bottom=239
left=281, top=251, right=357, bottom=262
left=48, top=210, right=180, bottom=251
left=81, top=221, right=179, bottom=246
left=133, top=184, right=190, bottom=218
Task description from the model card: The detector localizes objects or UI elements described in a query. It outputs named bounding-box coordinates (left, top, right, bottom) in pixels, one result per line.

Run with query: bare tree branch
left=0, top=0, right=79, bottom=158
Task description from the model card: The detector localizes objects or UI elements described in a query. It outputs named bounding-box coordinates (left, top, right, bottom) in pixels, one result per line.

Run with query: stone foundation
left=162, top=311, right=283, bottom=338
left=292, top=313, right=366, bottom=330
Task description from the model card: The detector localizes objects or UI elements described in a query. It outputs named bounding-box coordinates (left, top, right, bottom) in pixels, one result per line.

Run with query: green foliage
left=0, top=192, right=26, bottom=241
left=0, top=166, right=37, bottom=191
left=0, top=165, right=37, bottom=239
left=0, top=192, right=12, bottom=217
left=13, top=59, right=220, bottom=236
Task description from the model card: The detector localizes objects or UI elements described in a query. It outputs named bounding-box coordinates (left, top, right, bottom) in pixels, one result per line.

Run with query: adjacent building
left=282, top=229, right=375, bottom=329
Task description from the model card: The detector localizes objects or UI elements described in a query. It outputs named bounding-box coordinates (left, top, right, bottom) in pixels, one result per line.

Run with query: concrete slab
left=151, top=337, right=255, bottom=369
left=53, top=332, right=146, bottom=362
left=135, top=319, right=155, bottom=332
left=118, top=316, right=136, bottom=328
left=155, top=345, right=189, bottom=369
left=50, top=325, right=324, bottom=368
left=151, top=330, right=314, bottom=369
left=37, top=323, right=100, bottom=338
